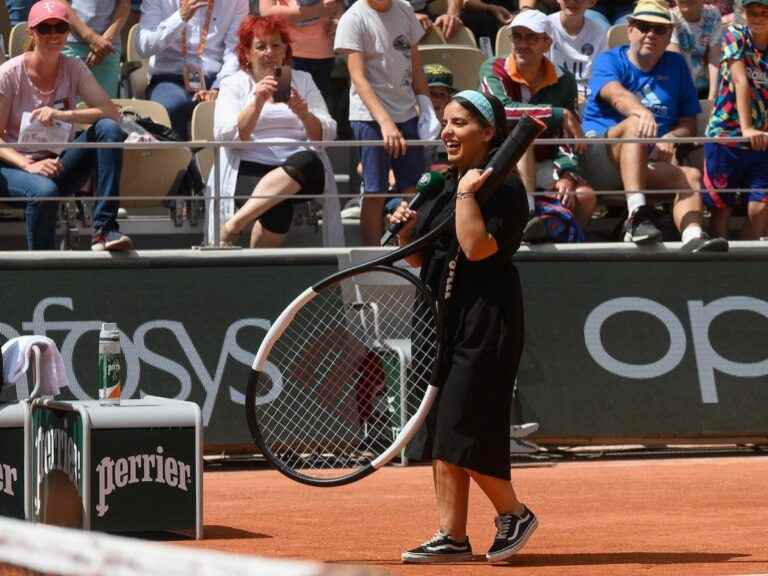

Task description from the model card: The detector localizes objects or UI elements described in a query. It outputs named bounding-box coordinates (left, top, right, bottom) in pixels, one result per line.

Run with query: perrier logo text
left=0, top=462, right=19, bottom=496
left=96, top=446, right=192, bottom=517
left=34, top=426, right=82, bottom=514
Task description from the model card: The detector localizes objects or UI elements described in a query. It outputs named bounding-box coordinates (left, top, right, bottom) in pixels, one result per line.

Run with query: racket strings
left=251, top=271, right=439, bottom=480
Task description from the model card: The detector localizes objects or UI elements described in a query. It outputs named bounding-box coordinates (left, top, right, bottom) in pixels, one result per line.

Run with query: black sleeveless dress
left=406, top=169, right=529, bottom=480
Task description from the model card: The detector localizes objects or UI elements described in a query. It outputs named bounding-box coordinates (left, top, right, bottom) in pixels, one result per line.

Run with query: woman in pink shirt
left=0, top=0, right=130, bottom=251
left=258, top=0, right=342, bottom=100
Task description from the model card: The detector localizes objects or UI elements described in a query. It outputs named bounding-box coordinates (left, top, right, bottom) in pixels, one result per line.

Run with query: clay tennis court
left=175, top=453, right=768, bottom=576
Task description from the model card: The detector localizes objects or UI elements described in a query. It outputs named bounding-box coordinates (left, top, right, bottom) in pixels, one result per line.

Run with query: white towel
left=1, top=336, right=69, bottom=399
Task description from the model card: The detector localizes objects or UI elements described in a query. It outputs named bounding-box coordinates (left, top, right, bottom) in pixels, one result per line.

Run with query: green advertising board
left=0, top=428, right=25, bottom=519
left=91, top=428, right=196, bottom=532
left=1, top=248, right=767, bottom=447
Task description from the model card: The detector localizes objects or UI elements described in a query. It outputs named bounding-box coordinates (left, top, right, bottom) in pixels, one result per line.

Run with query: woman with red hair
left=213, top=15, right=337, bottom=247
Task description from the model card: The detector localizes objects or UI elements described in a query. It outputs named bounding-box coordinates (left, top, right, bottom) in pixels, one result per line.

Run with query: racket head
left=246, top=265, right=441, bottom=486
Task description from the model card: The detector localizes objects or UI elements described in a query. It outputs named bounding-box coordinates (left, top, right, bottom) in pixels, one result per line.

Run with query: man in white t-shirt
left=335, top=0, right=437, bottom=245
left=547, top=0, right=608, bottom=102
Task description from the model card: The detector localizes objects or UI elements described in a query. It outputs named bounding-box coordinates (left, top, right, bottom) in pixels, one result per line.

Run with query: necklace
left=23, top=54, right=58, bottom=97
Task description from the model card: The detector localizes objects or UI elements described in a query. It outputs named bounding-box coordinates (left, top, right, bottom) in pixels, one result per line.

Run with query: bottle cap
left=101, top=322, right=118, bottom=332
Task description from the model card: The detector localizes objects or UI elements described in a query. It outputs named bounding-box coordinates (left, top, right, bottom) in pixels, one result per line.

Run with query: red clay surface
left=177, top=455, right=768, bottom=576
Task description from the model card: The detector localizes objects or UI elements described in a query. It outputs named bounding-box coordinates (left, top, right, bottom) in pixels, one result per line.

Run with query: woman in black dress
left=391, top=90, right=537, bottom=564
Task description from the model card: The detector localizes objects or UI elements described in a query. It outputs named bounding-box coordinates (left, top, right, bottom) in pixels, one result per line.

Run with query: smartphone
left=273, top=66, right=292, bottom=103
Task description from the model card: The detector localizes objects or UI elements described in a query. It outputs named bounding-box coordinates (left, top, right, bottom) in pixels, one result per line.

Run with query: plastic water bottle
left=98, top=323, right=122, bottom=405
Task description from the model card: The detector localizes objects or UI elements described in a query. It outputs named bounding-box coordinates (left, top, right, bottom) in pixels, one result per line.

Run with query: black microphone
left=380, top=171, right=446, bottom=246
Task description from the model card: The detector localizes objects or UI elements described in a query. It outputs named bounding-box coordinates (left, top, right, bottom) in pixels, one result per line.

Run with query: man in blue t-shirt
left=581, top=0, right=727, bottom=252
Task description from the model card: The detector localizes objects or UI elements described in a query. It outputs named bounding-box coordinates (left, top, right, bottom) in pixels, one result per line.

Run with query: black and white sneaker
left=681, top=232, right=729, bottom=253
left=623, top=205, right=663, bottom=244
left=486, top=506, right=538, bottom=563
left=401, top=531, right=473, bottom=563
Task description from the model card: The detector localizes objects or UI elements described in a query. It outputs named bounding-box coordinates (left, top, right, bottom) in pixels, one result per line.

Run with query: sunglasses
left=630, top=20, right=672, bottom=35
left=35, top=22, right=70, bottom=35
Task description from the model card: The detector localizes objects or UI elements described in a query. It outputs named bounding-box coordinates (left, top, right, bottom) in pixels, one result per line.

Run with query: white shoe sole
left=104, top=236, right=134, bottom=252
left=401, top=551, right=473, bottom=564
left=485, top=517, right=539, bottom=563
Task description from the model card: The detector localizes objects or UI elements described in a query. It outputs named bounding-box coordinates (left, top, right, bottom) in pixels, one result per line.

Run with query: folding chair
left=8, top=21, right=27, bottom=58
left=445, top=25, right=477, bottom=48
left=607, top=24, right=629, bottom=48
left=112, top=98, right=192, bottom=217
left=417, top=45, right=486, bottom=91
left=120, top=24, right=149, bottom=99
left=495, top=26, right=512, bottom=58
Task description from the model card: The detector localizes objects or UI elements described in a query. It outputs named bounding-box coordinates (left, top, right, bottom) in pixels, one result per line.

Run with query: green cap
left=423, top=63, right=456, bottom=92
left=742, top=0, right=768, bottom=6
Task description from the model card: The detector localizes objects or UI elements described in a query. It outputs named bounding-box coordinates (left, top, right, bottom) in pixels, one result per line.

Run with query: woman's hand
left=30, top=106, right=61, bottom=127
left=24, top=158, right=62, bottom=178
left=388, top=201, right=418, bottom=243
left=253, top=75, right=277, bottom=105
left=287, top=88, right=310, bottom=118
left=457, top=166, right=493, bottom=198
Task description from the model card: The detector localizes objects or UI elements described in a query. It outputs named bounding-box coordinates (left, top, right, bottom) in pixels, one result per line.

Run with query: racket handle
left=480, top=114, right=547, bottom=203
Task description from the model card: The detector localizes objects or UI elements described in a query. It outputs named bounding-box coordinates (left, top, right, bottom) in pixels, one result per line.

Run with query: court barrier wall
left=1, top=244, right=767, bottom=448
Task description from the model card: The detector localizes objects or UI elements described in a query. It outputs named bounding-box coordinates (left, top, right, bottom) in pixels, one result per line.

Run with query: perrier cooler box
left=0, top=401, right=32, bottom=520
left=30, top=396, right=203, bottom=538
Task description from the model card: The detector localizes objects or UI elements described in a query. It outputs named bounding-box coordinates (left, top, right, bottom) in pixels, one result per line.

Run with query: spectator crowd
left=0, top=0, right=766, bottom=251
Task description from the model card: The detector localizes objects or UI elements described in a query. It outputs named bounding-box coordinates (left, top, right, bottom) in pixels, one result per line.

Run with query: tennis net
left=0, top=517, right=382, bottom=576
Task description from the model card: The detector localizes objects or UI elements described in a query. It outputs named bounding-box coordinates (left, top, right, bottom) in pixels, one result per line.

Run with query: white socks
left=681, top=224, right=704, bottom=244
left=627, top=193, right=647, bottom=216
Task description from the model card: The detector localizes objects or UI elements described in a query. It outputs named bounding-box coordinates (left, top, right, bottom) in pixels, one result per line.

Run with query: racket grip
left=481, top=114, right=547, bottom=201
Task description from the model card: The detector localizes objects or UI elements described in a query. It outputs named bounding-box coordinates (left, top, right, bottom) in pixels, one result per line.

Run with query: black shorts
left=235, top=150, right=324, bottom=234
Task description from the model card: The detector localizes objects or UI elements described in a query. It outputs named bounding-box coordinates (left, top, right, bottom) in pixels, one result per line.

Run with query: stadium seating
left=607, top=23, right=629, bottom=48
left=445, top=25, right=478, bottom=48
left=419, top=26, right=446, bottom=46
left=112, top=98, right=192, bottom=211
left=8, top=21, right=27, bottom=59
left=495, top=26, right=511, bottom=58
left=123, top=24, right=149, bottom=99
left=190, top=100, right=215, bottom=182
left=417, top=45, right=486, bottom=91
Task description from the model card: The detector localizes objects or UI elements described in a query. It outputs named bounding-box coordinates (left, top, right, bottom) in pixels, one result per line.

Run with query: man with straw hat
left=581, top=0, right=728, bottom=252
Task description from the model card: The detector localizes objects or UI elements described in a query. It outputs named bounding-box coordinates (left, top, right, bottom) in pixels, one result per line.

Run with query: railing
left=0, top=134, right=758, bottom=248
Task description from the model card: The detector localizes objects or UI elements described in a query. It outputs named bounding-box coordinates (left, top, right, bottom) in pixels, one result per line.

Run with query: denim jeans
left=0, top=119, right=126, bottom=250
left=6, top=0, right=35, bottom=26
left=147, top=74, right=217, bottom=140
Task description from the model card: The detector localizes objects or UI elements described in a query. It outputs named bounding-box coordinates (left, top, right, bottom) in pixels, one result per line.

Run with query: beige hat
left=629, top=0, right=673, bottom=25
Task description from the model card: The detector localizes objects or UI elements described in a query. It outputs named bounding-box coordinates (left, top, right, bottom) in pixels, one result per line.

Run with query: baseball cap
left=424, top=64, right=456, bottom=92
left=628, top=0, right=673, bottom=25
left=742, top=0, right=768, bottom=7
left=28, top=0, right=70, bottom=29
left=508, top=9, right=551, bottom=35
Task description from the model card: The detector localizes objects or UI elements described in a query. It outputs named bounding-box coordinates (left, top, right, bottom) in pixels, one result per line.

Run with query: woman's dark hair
left=452, top=92, right=509, bottom=148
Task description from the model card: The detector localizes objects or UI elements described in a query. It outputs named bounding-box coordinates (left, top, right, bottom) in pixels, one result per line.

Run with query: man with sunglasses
left=581, top=0, right=728, bottom=252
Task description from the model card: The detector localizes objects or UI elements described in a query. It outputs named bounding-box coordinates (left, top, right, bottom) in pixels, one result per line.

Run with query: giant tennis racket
left=245, top=115, right=546, bottom=486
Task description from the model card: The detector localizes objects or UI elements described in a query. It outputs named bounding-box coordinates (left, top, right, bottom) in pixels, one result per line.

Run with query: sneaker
left=340, top=196, right=362, bottom=219
left=401, top=531, right=473, bottom=563
left=91, top=230, right=134, bottom=252
left=486, top=506, right=538, bottom=563
left=681, top=233, right=729, bottom=253
left=522, top=216, right=549, bottom=244
left=623, top=206, right=662, bottom=244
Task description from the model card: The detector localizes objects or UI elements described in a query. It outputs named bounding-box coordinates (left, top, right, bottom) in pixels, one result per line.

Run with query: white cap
left=508, top=9, right=551, bottom=36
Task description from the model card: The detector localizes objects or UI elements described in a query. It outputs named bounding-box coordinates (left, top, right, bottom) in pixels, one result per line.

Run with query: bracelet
left=455, top=192, right=475, bottom=201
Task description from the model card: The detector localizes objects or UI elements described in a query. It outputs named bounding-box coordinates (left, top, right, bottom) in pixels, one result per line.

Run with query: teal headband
left=454, top=90, right=495, bottom=128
